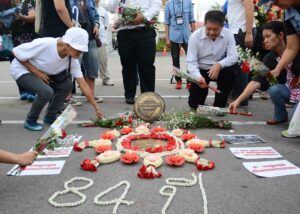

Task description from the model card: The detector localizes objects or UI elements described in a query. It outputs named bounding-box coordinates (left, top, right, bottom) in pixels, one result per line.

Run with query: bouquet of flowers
left=34, top=128, right=68, bottom=155
left=113, top=7, right=157, bottom=30
left=253, top=0, right=268, bottom=27
left=159, top=110, right=232, bottom=130
left=237, top=46, right=278, bottom=86
left=172, top=67, right=221, bottom=94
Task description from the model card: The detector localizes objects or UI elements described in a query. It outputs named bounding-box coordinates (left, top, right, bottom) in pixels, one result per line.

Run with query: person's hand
left=228, top=100, right=240, bottom=113
left=208, top=63, right=222, bottom=80
left=14, top=13, right=24, bottom=21
left=35, top=70, right=51, bottom=84
left=131, top=13, right=145, bottom=25
left=93, top=25, right=99, bottom=38
left=270, top=67, right=281, bottom=78
left=95, top=108, right=104, bottom=119
left=198, top=77, right=207, bottom=88
left=244, top=33, right=254, bottom=48
left=16, top=151, right=38, bottom=166
left=165, top=38, right=171, bottom=48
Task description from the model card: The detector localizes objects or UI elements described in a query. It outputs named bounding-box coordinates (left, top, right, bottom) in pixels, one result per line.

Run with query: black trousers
left=171, top=41, right=188, bottom=82
left=188, top=64, right=238, bottom=108
left=117, top=27, right=156, bottom=99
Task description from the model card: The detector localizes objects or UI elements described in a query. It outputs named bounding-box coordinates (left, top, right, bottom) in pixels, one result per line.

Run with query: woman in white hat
left=10, top=27, right=103, bottom=131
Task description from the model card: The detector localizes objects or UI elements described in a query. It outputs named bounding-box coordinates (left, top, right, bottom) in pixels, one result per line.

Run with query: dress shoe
left=125, top=98, right=135, bottom=104
left=266, top=119, right=288, bottom=125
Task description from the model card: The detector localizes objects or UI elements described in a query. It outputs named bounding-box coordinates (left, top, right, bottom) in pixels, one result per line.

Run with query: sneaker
left=95, top=97, right=104, bottom=103
left=260, top=91, right=270, bottom=100
left=43, top=115, right=57, bottom=124
left=175, top=81, right=182, bottom=89
left=26, top=93, right=36, bottom=102
left=20, top=93, right=28, bottom=101
left=103, top=80, right=114, bottom=86
left=65, top=96, right=82, bottom=106
left=24, top=120, right=43, bottom=131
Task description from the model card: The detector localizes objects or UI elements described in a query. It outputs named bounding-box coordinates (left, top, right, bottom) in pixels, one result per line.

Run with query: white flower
left=96, top=150, right=121, bottom=164
left=144, top=155, right=163, bottom=168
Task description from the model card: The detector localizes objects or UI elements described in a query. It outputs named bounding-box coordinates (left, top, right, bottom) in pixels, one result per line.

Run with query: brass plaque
left=134, top=92, right=165, bottom=122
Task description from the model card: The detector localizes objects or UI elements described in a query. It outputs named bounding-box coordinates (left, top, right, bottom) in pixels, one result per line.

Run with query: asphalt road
left=0, top=52, right=299, bottom=214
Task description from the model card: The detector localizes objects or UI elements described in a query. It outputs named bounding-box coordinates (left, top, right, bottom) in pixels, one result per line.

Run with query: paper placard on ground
left=7, top=160, right=65, bottom=176
left=37, top=147, right=73, bottom=159
left=229, top=147, right=283, bottom=159
left=218, top=134, right=266, bottom=144
left=243, top=160, right=300, bottom=178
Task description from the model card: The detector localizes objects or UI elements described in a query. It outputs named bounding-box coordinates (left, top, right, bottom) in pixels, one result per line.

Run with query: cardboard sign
left=229, top=147, right=282, bottom=159
left=218, top=134, right=266, bottom=144
left=243, top=160, right=300, bottom=178
left=7, top=161, right=65, bottom=176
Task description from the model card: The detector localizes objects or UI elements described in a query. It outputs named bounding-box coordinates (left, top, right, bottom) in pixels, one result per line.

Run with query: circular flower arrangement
left=116, top=131, right=185, bottom=158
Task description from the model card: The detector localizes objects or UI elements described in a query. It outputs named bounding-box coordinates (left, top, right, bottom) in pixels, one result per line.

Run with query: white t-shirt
left=10, top=38, right=83, bottom=80
left=227, top=0, right=256, bottom=34
left=97, top=6, right=109, bottom=45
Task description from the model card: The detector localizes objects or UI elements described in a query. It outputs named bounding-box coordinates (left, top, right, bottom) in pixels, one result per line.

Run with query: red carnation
left=120, top=127, right=133, bottom=135
left=120, top=152, right=140, bottom=164
left=73, top=142, right=83, bottom=152
left=95, top=145, right=112, bottom=153
left=166, top=155, right=185, bottom=166
left=100, top=132, right=115, bottom=140
left=137, top=165, right=161, bottom=179
left=80, top=159, right=97, bottom=172
left=187, top=143, right=204, bottom=153
left=181, top=132, right=196, bottom=141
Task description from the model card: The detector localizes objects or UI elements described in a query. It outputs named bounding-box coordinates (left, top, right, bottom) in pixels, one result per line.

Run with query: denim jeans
left=16, top=73, right=72, bottom=122
left=82, top=39, right=99, bottom=79
left=269, top=84, right=299, bottom=121
left=171, top=41, right=188, bottom=82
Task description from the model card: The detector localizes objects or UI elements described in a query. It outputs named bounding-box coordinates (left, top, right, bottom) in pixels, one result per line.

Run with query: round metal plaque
left=134, top=92, right=166, bottom=123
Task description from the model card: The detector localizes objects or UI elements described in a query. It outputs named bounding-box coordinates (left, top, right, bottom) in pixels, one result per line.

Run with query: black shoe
left=125, top=97, right=135, bottom=104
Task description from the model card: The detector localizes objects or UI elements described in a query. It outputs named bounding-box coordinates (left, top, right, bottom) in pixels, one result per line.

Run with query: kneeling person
left=10, top=27, right=103, bottom=131
left=186, top=10, right=238, bottom=108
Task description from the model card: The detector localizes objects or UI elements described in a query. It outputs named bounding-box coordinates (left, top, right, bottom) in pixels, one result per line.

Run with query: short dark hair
left=204, top=10, right=225, bottom=26
left=261, top=21, right=285, bottom=36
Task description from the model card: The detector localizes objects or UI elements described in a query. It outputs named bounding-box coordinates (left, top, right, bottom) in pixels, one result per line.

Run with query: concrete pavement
left=0, top=51, right=299, bottom=214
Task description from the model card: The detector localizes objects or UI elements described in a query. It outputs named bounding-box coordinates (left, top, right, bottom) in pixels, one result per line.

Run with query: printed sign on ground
left=218, top=134, right=266, bottom=144
left=229, top=147, right=282, bottom=159
left=243, top=160, right=300, bottom=178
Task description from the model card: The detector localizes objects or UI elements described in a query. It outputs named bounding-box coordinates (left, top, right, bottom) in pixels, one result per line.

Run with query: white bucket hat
left=62, top=27, right=89, bottom=52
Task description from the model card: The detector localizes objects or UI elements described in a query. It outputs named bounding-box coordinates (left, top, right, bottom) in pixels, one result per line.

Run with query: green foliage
left=156, top=38, right=167, bottom=52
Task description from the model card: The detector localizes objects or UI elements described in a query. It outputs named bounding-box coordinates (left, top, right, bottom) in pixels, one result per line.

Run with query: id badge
left=175, top=13, right=183, bottom=25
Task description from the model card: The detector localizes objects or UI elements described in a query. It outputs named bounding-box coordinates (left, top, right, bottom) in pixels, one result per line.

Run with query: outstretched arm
left=0, top=150, right=38, bottom=166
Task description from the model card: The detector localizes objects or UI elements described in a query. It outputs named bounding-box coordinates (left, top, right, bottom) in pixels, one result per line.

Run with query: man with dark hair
left=186, top=10, right=238, bottom=108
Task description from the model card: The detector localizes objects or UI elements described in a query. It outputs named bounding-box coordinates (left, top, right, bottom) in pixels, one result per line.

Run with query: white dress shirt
left=97, top=6, right=109, bottom=45
left=186, top=26, right=238, bottom=79
left=108, top=0, right=162, bottom=30
left=227, top=0, right=256, bottom=34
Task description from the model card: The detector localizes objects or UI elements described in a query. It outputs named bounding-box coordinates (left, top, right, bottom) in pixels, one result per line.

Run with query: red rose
left=128, top=116, right=133, bottom=124
left=241, top=61, right=251, bottom=73
left=61, top=129, right=67, bottom=139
